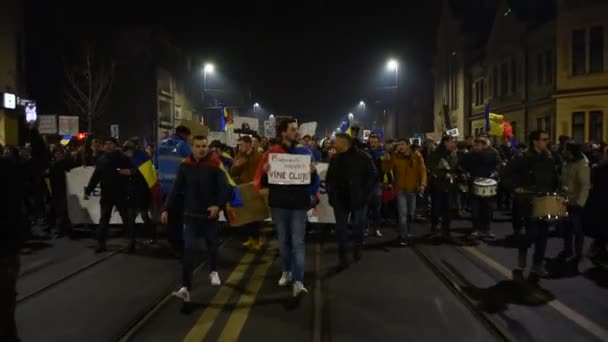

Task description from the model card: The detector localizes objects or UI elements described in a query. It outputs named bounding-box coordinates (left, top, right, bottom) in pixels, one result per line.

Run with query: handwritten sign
left=268, top=153, right=311, bottom=185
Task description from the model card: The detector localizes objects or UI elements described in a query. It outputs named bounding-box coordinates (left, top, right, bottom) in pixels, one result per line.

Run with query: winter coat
left=85, top=151, right=132, bottom=205
left=230, top=149, right=263, bottom=185
left=465, top=148, right=501, bottom=179
left=512, top=149, right=559, bottom=194
left=163, top=154, right=231, bottom=224
left=254, top=143, right=320, bottom=210
left=326, top=147, right=377, bottom=210
left=428, top=144, right=458, bottom=191
left=560, top=159, right=590, bottom=208
left=382, top=151, right=427, bottom=193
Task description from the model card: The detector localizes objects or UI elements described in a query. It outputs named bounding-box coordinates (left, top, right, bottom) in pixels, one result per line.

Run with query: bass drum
left=530, top=193, right=568, bottom=221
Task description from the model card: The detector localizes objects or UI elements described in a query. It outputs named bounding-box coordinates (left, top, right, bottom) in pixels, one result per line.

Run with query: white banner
left=110, top=124, right=119, bottom=139
left=58, top=116, right=79, bottom=136
left=38, top=115, right=57, bottom=134
left=233, top=116, right=259, bottom=135
left=268, top=153, right=311, bottom=185
left=299, top=121, right=317, bottom=138
left=307, top=162, right=335, bottom=223
left=208, top=131, right=227, bottom=144
left=66, top=166, right=142, bottom=224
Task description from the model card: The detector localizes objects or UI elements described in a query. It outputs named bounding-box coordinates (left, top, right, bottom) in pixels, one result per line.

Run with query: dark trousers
left=51, top=195, right=71, bottom=234
left=431, top=190, right=451, bottom=234
left=0, top=254, right=20, bottom=342
left=511, top=195, right=526, bottom=234
left=333, top=204, right=367, bottom=260
left=182, top=222, right=219, bottom=290
left=496, top=185, right=511, bottom=210
left=562, top=206, right=584, bottom=259
left=245, top=221, right=262, bottom=239
left=518, top=221, right=549, bottom=271
left=98, top=201, right=132, bottom=249
left=167, top=207, right=184, bottom=255
left=472, top=196, right=493, bottom=232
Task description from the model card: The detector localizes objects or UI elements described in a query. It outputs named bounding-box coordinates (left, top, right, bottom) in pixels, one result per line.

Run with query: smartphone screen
left=25, top=102, right=37, bottom=123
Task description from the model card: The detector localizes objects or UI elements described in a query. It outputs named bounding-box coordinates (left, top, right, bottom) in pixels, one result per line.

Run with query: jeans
left=397, top=192, right=417, bottom=239
left=368, top=183, right=384, bottom=228
left=0, top=255, right=20, bottom=342
left=98, top=201, right=132, bottom=249
left=333, top=204, right=367, bottom=259
left=431, top=190, right=451, bottom=234
left=518, top=221, right=549, bottom=271
left=271, top=208, right=307, bottom=283
left=562, top=206, right=584, bottom=259
left=471, top=196, right=493, bottom=232
left=182, top=222, right=219, bottom=290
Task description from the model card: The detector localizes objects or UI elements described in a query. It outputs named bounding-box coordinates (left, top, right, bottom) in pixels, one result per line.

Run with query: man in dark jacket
left=327, top=133, right=376, bottom=269
left=512, top=130, right=559, bottom=278
left=85, top=138, right=133, bottom=253
left=428, top=135, right=457, bottom=238
left=365, top=133, right=386, bottom=238
left=161, top=136, right=230, bottom=304
left=1, top=124, right=47, bottom=342
left=465, top=137, right=501, bottom=239
left=49, top=147, right=73, bottom=237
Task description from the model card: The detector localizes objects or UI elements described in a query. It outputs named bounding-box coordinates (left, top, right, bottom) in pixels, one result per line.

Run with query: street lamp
left=359, top=101, right=365, bottom=107
left=348, top=113, right=354, bottom=121
left=386, top=59, right=399, bottom=89
left=202, top=63, right=215, bottom=104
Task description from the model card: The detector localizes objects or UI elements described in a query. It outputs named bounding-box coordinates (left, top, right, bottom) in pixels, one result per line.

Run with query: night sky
left=24, top=1, right=440, bottom=134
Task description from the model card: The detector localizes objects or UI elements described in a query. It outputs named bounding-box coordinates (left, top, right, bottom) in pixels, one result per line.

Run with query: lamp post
left=202, top=63, right=214, bottom=104
left=386, top=59, right=399, bottom=89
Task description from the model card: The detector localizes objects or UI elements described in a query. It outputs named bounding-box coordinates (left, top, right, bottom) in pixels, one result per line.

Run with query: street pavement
left=15, top=212, right=608, bottom=342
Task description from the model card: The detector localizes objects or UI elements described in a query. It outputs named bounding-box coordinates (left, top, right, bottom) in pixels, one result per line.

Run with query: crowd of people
left=2, top=119, right=608, bottom=341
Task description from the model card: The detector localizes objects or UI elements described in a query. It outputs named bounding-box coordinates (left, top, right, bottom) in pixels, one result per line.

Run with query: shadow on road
left=583, top=266, right=608, bottom=288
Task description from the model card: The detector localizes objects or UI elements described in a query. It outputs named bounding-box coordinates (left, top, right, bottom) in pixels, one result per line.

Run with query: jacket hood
left=183, top=153, right=220, bottom=168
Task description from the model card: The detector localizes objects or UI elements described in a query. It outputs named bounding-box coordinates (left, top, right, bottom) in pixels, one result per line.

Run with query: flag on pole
left=130, top=150, right=162, bottom=204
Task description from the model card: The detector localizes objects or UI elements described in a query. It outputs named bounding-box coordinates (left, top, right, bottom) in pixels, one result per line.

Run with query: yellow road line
left=462, top=246, right=608, bottom=341
left=216, top=241, right=278, bottom=341
left=183, top=251, right=257, bottom=342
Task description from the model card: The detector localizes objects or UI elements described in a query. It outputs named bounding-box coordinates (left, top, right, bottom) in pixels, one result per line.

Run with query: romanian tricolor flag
left=131, top=150, right=162, bottom=204
left=220, top=107, right=233, bottom=131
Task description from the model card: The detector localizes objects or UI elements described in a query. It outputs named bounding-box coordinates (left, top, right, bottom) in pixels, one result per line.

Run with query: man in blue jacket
left=155, top=126, right=191, bottom=257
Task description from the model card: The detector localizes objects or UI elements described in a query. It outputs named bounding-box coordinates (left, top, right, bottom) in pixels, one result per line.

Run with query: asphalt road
left=15, top=213, right=608, bottom=342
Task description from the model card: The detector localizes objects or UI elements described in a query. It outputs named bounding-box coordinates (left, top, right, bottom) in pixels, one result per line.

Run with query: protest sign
left=299, top=121, right=317, bottom=137
left=228, top=183, right=270, bottom=227
left=208, top=131, right=227, bottom=144
left=268, top=153, right=311, bottom=185
left=38, top=115, right=57, bottom=134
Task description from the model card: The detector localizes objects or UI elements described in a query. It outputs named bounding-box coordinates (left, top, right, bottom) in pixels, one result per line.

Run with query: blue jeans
left=368, top=183, right=384, bottom=227
left=271, top=208, right=308, bottom=283
left=397, top=192, right=417, bottom=239
left=182, top=222, right=219, bottom=290
left=333, top=204, right=367, bottom=257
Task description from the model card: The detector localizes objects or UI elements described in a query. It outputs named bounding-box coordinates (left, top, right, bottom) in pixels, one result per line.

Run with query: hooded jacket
left=163, top=153, right=231, bottom=223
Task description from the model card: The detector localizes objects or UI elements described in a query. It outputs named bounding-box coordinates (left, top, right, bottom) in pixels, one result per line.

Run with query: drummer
left=463, top=136, right=501, bottom=239
left=511, top=130, right=560, bottom=279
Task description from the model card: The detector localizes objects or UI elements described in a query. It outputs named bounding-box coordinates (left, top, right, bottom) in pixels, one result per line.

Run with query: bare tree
left=64, top=45, right=115, bottom=133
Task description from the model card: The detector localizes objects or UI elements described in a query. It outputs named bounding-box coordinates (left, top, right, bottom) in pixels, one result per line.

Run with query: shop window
left=572, top=112, right=585, bottom=143
left=589, top=111, right=603, bottom=143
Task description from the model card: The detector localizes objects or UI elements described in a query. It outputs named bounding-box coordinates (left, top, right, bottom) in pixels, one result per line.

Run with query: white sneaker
left=209, top=271, right=221, bottom=286
left=278, top=272, right=292, bottom=287
left=292, top=281, right=308, bottom=297
left=172, top=286, right=191, bottom=303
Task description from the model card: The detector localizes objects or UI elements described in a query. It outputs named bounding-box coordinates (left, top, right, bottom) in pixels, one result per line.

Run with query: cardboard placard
left=268, top=153, right=311, bottom=185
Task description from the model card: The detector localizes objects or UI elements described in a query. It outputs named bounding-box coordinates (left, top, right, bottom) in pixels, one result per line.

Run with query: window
left=500, top=63, right=508, bottom=96
left=480, top=79, right=485, bottom=104
left=510, top=59, right=517, bottom=92
left=492, top=67, right=498, bottom=96
left=589, top=111, right=603, bottom=143
left=545, top=115, right=552, bottom=137
left=590, top=26, right=604, bottom=73
left=572, top=29, right=586, bottom=76
left=545, top=51, right=553, bottom=85
left=572, top=112, right=585, bottom=143
left=537, top=53, right=544, bottom=85
left=537, top=118, right=544, bottom=130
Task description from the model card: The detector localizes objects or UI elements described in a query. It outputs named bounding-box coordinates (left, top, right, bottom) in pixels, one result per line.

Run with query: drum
left=530, top=194, right=568, bottom=221
left=472, top=178, right=498, bottom=197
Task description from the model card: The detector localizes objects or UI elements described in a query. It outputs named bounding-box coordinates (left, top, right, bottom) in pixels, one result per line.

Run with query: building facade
left=0, top=0, right=24, bottom=146
left=555, top=0, right=608, bottom=143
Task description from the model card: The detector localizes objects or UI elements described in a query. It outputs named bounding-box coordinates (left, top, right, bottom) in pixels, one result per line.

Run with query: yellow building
left=0, top=0, right=22, bottom=146
left=555, top=0, right=608, bottom=143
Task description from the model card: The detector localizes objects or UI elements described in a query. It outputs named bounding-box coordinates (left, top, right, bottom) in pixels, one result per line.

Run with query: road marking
left=313, top=242, right=322, bottom=342
left=217, top=241, right=278, bottom=341
left=462, top=246, right=608, bottom=342
left=182, top=251, right=257, bottom=342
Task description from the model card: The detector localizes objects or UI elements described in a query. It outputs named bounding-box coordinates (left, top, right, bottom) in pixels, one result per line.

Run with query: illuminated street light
left=359, top=101, right=365, bottom=107
left=348, top=113, right=354, bottom=121
left=387, top=59, right=398, bottom=71
left=254, top=102, right=260, bottom=109
left=204, top=63, right=215, bottom=73
left=269, top=114, right=275, bottom=120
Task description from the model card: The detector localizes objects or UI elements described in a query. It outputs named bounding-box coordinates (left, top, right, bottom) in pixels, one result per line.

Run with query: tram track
left=112, top=237, right=231, bottom=342
left=17, top=247, right=123, bottom=303
left=411, top=243, right=515, bottom=342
